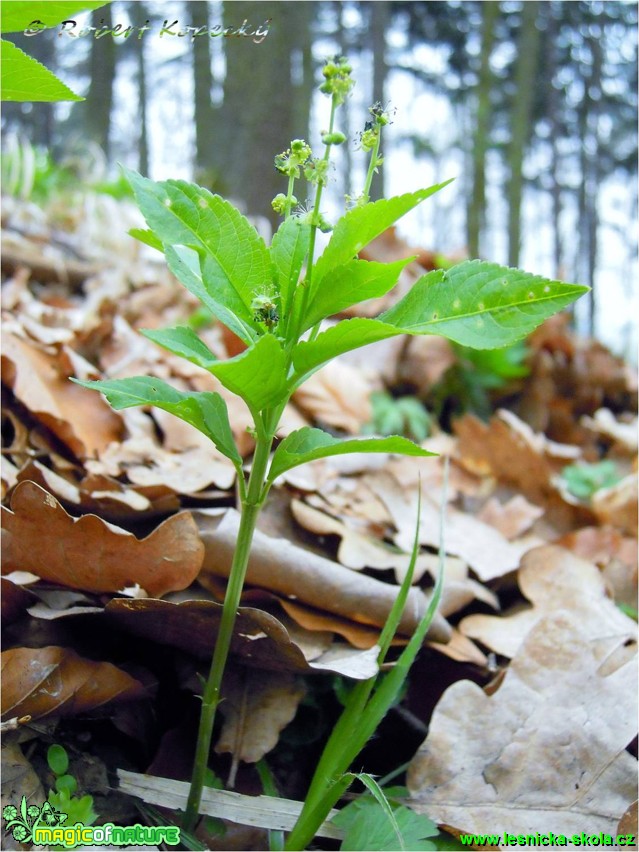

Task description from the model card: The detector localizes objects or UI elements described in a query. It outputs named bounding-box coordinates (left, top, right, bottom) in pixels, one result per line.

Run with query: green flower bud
left=321, top=131, right=346, bottom=145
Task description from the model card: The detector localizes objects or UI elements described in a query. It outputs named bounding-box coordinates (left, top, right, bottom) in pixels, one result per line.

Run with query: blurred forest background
left=2, top=0, right=637, bottom=356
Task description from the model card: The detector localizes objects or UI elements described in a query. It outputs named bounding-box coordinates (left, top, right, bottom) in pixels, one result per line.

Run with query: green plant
left=363, top=391, right=431, bottom=442
left=46, top=744, right=97, bottom=828
left=1, top=2, right=109, bottom=102
left=560, top=459, right=623, bottom=501
left=431, top=339, right=530, bottom=422
left=75, top=56, right=587, bottom=845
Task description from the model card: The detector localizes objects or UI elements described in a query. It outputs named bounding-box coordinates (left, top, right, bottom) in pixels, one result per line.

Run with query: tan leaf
left=1, top=740, right=45, bottom=843
left=1, top=646, right=147, bottom=721
left=592, top=474, right=638, bottom=536
left=2, top=481, right=204, bottom=596
left=366, top=471, right=534, bottom=582
left=582, top=408, right=638, bottom=455
left=477, top=494, right=544, bottom=540
left=292, top=361, right=376, bottom=433
left=396, top=336, right=457, bottom=396
left=460, top=545, right=637, bottom=659
left=196, top=508, right=451, bottom=642
left=408, top=611, right=638, bottom=838
left=1, top=331, right=123, bottom=457
left=216, top=669, right=306, bottom=764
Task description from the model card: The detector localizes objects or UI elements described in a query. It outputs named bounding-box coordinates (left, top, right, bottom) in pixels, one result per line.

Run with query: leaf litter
left=1, top=194, right=637, bottom=841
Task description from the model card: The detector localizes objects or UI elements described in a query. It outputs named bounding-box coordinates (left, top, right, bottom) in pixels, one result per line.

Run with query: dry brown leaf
left=581, top=409, right=638, bottom=455
left=105, top=598, right=381, bottom=679
left=1, top=578, right=36, bottom=624
left=291, top=499, right=497, bottom=616
left=592, top=474, right=638, bottom=536
left=196, top=508, right=451, bottom=642
left=365, top=471, right=535, bottom=582
left=617, top=801, right=638, bottom=846
left=2, top=481, right=204, bottom=596
left=1, top=740, right=45, bottom=845
left=396, top=336, right=457, bottom=396
left=426, top=629, right=489, bottom=667
left=477, top=494, right=545, bottom=540
left=460, top=545, right=637, bottom=659
left=1, top=646, right=147, bottom=721
left=292, top=361, right=376, bottom=433
left=1, top=331, right=123, bottom=457
left=216, top=669, right=306, bottom=764
left=408, top=611, right=638, bottom=838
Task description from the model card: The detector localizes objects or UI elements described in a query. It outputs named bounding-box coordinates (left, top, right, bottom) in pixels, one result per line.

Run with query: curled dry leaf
left=1, top=646, right=147, bottom=721
left=408, top=611, right=638, bottom=839
left=216, top=669, right=306, bottom=764
left=477, top=494, right=545, bottom=540
left=2, top=481, right=204, bottom=597
left=591, top=474, right=638, bottom=537
left=105, top=598, right=381, bottom=680
left=581, top=408, right=638, bottom=455
left=460, top=545, right=637, bottom=659
left=1, top=331, right=123, bottom=458
left=292, top=361, right=377, bottom=434
left=196, top=508, right=451, bottom=642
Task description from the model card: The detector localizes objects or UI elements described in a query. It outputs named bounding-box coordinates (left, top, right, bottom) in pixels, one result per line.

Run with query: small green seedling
left=561, top=460, right=623, bottom=501
left=364, top=391, right=431, bottom=443
left=75, top=56, right=587, bottom=844
left=47, top=744, right=97, bottom=828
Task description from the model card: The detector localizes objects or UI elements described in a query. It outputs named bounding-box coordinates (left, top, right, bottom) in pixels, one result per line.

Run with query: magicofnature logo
left=3, top=797, right=67, bottom=844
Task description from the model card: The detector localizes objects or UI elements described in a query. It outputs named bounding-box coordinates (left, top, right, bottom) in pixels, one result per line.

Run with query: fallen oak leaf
left=460, top=545, right=637, bottom=659
left=408, top=611, right=638, bottom=839
left=1, top=646, right=147, bottom=721
left=2, top=481, right=204, bottom=597
left=1, top=331, right=123, bottom=458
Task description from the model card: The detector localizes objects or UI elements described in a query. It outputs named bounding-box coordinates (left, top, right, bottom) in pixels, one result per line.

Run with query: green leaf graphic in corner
left=1, top=1, right=108, bottom=102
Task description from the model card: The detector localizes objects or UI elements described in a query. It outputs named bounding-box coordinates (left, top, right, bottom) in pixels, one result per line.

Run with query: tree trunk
left=213, top=1, right=314, bottom=228
left=84, top=5, right=116, bottom=158
left=468, top=0, right=498, bottom=259
left=131, top=1, right=150, bottom=175
left=190, top=0, right=216, bottom=182
left=506, top=1, right=541, bottom=268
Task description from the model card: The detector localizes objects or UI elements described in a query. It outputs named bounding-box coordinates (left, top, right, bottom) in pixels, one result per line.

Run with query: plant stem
left=182, top=434, right=273, bottom=833
left=361, top=124, right=382, bottom=204
left=284, top=173, right=296, bottom=219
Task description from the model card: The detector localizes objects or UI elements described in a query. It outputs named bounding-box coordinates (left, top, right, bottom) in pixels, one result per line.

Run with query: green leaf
left=292, top=318, right=401, bottom=379
left=208, top=334, right=289, bottom=414
left=1, top=1, right=108, bottom=32
left=47, top=744, right=69, bottom=776
left=164, top=245, right=257, bottom=345
left=379, top=260, right=589, bottom=349
left=141, top=326, right=218, bottom=370
left=561, top=460, right=622, bottom=501
left=73, top=376, right=242, bottom=467
left=270, top=216, right=310, bottom=317
left=128, top=227, right=163, bottom=252
left=1, top=39, right=82, bottom=101
left=268, top=427, right=435, bottom=483
left=334, top=798, right=438, bottom=851
left=55, top=775, right=78, bottom=796
left=304, top=257, right=413, bottom=330
left=313, top=182, right=452, bottom=286
left=124, top=169, right=273, bottom=316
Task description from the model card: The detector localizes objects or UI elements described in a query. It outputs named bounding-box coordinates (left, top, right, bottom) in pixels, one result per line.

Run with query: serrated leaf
left=304, top=257, right=413, bottom=330
left=1, top=39, right=82, bottom=101
left=334, top=798, right=438, bottom=851
left=313, top=182, right=452, bottom=287
left=292, top=318, right=401, bottom=379
left=141, top=326, right=218, bottom=370
left=129, top=228, right=163, bottom=251
left=124, top=169, right=273, bottom=316
left=268, top=427, right=435, bottom=483
left=379, top=260, right=589, bottom=349
left=72, top=376, right=241, bottom=466
left=270, top=216, right=310, bottom=317
left=1, top=1, right=108, bottom=32
left=165, top=244, right=258, bottom=345
left=208, top=334, right=288, bottom=414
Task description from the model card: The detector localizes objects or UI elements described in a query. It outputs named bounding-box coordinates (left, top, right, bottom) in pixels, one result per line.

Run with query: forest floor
left=1, top=188, right=637, bottom=850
